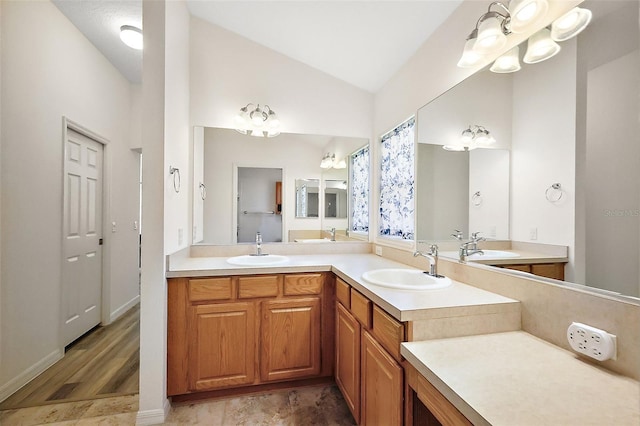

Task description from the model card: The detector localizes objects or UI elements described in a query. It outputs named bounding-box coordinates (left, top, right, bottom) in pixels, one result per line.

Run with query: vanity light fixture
left=320, top=153, right=347, bottom=169
left=320, top=153, right=335, bottom=169
left=523, top=27, right=561, bottom=64
left=551, top=7, right=592, bottom=42
left=120, top=25, right=143, bottom=50
left=235, top=103, right=281, bottom=138
left=444, top=125, right=496, bottom=151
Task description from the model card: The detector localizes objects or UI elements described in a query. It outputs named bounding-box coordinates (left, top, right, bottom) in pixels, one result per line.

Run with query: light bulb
left=474, top=16, right=507, bottom=54
left=508, top=0, right=549, bottom=33
left=490, top=46, right=521, bottom=73
left=524, top=28, right=561, bottom=64
left=551, top=7, right=592, bottom=41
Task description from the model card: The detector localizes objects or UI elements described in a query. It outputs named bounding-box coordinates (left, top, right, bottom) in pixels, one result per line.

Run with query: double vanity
left=166, top=244, right=639, bottom=425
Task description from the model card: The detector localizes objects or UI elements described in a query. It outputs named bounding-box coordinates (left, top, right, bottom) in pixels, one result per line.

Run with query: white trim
left=109, top=294, right=141, bottom=323
left=136, top=398, right=171, bottom=425
left=0, top=349, right=62, bottom=403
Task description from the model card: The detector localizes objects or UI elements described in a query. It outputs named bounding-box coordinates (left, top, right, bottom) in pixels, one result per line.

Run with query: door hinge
left=99, top=238, right=104, bottom=246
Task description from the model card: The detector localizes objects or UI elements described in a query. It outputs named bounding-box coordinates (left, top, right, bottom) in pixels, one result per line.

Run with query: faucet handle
left=451, top=230, right=463, bottom=240
left=471, top=231, right=485, bottom=241
left=428, top=244, right=439, bottom=256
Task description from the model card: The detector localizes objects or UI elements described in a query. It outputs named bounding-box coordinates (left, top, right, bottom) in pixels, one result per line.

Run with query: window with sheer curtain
left=379, top=117, right=415, bottom=240
left=350, top=145, right=370, bottom=233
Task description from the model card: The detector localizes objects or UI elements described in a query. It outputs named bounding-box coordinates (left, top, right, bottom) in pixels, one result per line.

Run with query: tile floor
left=0, top=385, right=356, bottom=425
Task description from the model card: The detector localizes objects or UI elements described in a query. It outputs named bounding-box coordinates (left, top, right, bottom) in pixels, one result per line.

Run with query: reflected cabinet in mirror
left=192, top=127, right=369, bottom=245
left=416, top=0, right=639, bottom=298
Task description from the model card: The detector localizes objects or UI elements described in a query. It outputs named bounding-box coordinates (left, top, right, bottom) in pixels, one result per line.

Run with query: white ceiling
left=53, top=1, right=463, bottom=92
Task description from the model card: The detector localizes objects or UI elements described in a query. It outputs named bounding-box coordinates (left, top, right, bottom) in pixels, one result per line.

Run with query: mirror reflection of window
left=379, top=117, right=415, bottom=240
left=350, top=145, right=370, bottom=234
left=295, top=179, right=319, bottom=218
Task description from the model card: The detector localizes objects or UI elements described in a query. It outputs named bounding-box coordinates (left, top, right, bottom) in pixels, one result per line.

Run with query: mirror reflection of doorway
left=237, top=167, right=283, bottom=243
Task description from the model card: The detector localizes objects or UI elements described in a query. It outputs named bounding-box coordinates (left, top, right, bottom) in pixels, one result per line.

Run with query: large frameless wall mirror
left=416, top=69, right=512, bottom=242
left=192, top=126, right=369, bottom=244
left=416, top=0, right=639, bottom=299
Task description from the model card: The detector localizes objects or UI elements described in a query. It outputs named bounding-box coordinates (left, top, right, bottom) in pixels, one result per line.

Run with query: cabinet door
left=361, top=330, right=403, bottom=426
left=188, top=302, right=256, bottom=391
left=336, top=303, right=361, bottom=423
left=261, top=297, right=321, bottom=382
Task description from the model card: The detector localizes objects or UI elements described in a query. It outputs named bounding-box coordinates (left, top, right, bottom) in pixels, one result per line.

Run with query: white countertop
left=167, top=253, right=519, bottom=322
left=402, top=331, right=640, bottom=426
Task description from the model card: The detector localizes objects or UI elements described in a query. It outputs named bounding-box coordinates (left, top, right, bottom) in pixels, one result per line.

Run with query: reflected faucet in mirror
left=459, top=232, right=485, bottom=262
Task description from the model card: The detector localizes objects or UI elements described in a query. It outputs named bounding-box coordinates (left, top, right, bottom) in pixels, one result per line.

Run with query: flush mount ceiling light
left=523, top=27, right=561, bottom=64
left=508, top=0, right=549, bottom=33
left=235, top=103, right=281, bottom=138
left=120, top=25, right=143, bottom=50
left=551, top=7, right=592, bottom=42
left=444, top=125, right=496, bottom=151
left=490, top=45, right=521, bottom=73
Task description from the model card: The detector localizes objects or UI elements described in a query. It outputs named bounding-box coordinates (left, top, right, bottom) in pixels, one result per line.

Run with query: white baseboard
left=0, top=349, right=63, bottom=403
left=110, top=294, right=140, bottom=323
left=136, top=398, right=171, bottom=425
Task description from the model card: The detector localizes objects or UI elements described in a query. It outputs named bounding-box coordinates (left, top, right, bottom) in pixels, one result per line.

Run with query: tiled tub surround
left=402, top=332, right=640, bottom=426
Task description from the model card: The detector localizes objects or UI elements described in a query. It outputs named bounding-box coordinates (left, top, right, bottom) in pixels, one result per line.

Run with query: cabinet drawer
left=238, top=275, right=280, bottom=299
left=372, top=305, right=404, bottom=361
left=336, top=277, right=351, bottom=308
left=531, top=263, right=565, bottom=280
left=284, top=273, right=323, bottom=295
left=188, top=278, right=233, bottom=302
left=350, top=289, right=372, bottom=329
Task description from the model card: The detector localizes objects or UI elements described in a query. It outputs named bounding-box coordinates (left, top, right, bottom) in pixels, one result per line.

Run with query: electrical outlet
left=567, top=322, right=617, bottom=361
left=111, top=221, right=117, bottom=233
left=489, top=225, right=497, bottom=238
left=178, top=228, right=184, bottom=246
left=529, top=227, right=537, bottom=240
left=375, top=246, right=383, bottom=256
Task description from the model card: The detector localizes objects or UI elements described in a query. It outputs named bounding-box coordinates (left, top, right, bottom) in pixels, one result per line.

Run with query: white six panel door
left=62, top=128, right=103, bottom=347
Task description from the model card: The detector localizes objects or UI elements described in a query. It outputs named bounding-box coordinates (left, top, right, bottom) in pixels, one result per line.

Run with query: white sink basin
left=294, top=238, right=332, bottom=243
left=440, top=250, right=520, bottom=260
left=362, top=269, right=452, bottom=290
left=226, top=254, right=289, bottom=266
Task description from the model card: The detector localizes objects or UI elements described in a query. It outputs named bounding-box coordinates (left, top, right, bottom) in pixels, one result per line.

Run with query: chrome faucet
left=413, top=244, right=444, bottom=278
left=329, top=227, right=336, bottom=241
left=451, top=229, right=463, bottom=241
left=459, top=232, right=485, bottom=262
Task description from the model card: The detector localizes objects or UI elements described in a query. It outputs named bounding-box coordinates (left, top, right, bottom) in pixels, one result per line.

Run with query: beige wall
left=0, top=0, right=140, bottom=400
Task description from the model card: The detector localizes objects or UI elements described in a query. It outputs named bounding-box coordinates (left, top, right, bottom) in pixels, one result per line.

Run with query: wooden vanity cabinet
left=335, top=277, right=405, bottom=426
left=405, top=363, right=471, bottom=426
left=167, top=273, right=332, bottom=396
left=496, top=262, right=565, bottom=280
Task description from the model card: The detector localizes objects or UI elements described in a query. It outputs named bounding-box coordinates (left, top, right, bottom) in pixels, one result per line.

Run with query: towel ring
left=169, top=166, right=181, bottom=193
left=199, top=182, right=206, bottom=200
left=471, top=191, right=483, bottom=206
left=545, top=183, right=563, bottom=203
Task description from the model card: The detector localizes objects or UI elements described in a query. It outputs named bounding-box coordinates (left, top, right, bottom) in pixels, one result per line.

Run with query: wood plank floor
left=0, top=304, right=140, bottom=410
